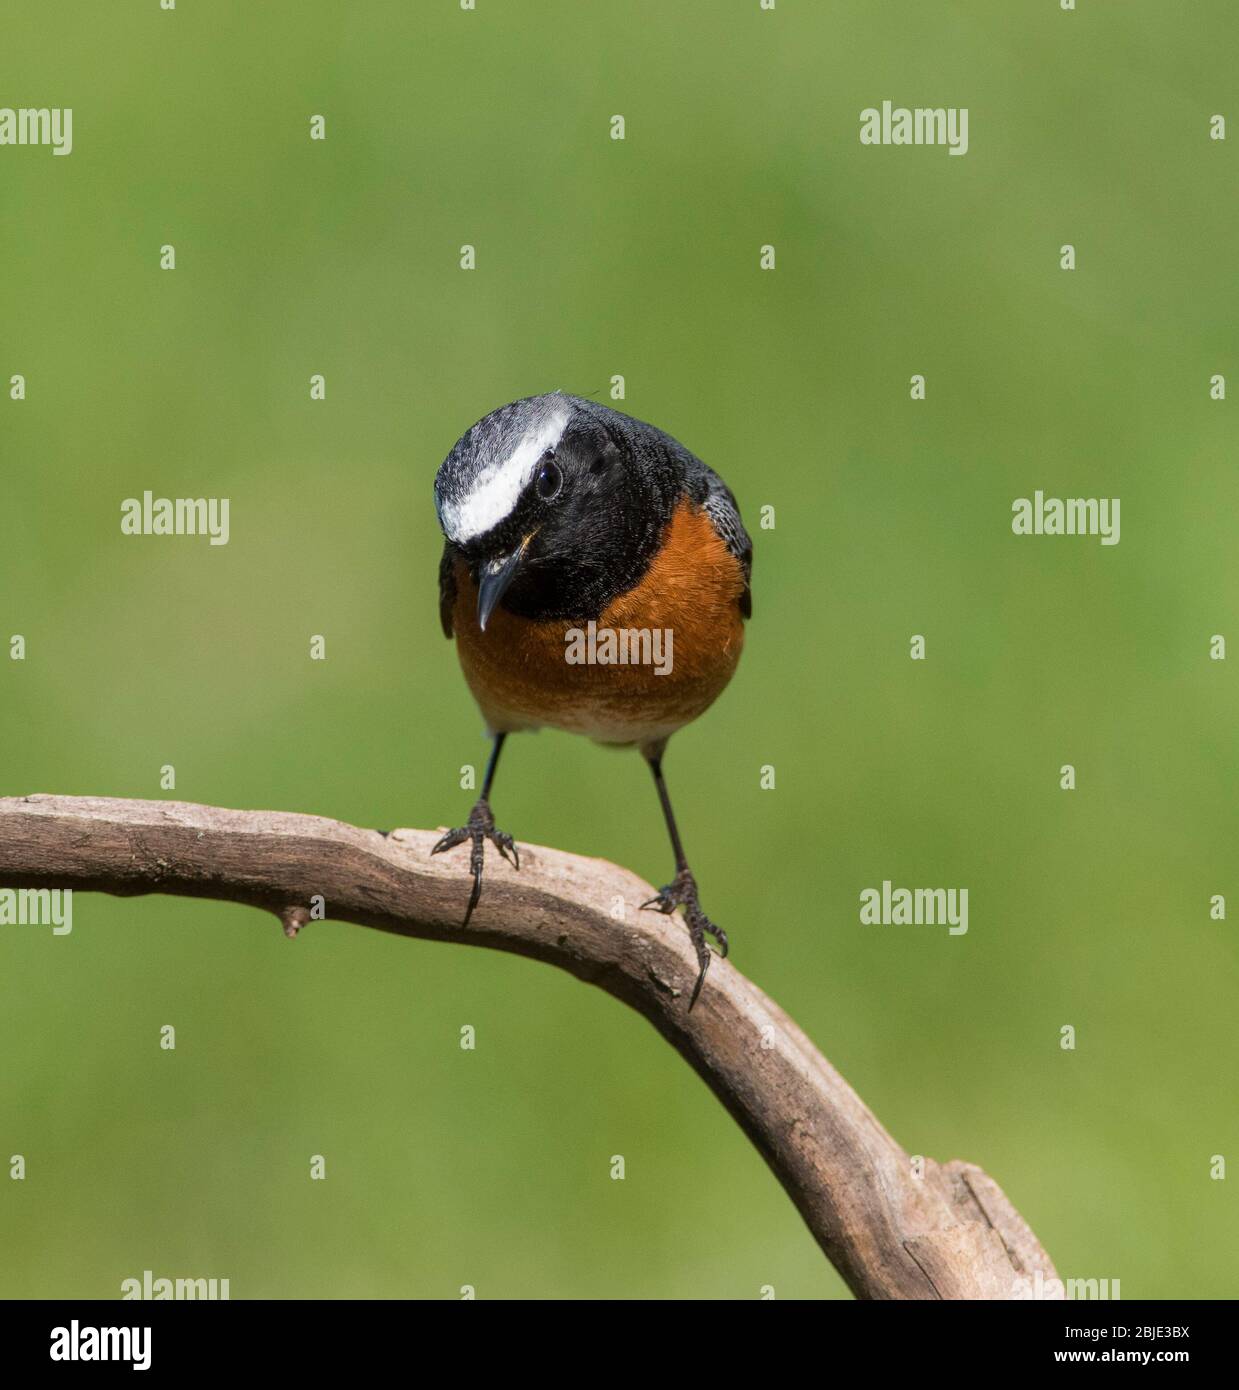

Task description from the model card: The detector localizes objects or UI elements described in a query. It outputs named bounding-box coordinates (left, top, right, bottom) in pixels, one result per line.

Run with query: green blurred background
left=2, top=0, right=1236, bottom=1299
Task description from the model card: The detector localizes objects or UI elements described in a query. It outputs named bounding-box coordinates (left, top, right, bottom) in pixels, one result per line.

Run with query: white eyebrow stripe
left=441, top=408, right=570, bottom=543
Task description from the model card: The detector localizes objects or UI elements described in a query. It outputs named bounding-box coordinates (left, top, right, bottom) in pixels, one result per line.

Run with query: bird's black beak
left=477, top=540, right=529, bottom=632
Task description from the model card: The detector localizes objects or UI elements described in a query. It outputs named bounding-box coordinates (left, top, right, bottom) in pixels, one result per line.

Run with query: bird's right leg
left=431, top=732, right=520, bottom=926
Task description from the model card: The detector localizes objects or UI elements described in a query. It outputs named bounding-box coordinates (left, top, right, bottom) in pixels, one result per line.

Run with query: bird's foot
left=641, top=868, right=727, bottom=1010
left=430, top=799, right=520, bottom=927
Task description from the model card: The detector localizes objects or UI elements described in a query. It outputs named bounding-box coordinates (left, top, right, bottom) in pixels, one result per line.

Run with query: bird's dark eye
left=535, top=456, right=562, bottom=500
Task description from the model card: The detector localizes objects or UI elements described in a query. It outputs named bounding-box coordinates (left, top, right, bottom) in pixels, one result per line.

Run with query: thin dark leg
left=481, top=732, right=506, bottom=800
left=649, top=754, right=689, bottom=873
left=431, top=733, right=519, bottom=926
left=641, top=749, right=728, bottom=1010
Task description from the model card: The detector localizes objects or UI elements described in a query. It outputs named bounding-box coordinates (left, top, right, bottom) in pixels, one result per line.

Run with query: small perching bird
left=432, top=392, right=752, bottom=1007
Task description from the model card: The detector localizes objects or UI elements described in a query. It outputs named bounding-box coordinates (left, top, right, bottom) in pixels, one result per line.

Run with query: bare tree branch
left=0, top=793, right=1058, bottom=1299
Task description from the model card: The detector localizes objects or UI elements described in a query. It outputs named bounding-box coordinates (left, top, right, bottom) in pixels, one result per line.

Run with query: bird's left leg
left=431, top=732, right=519, bottom=927
left=639, top=744, right=727, bottom=1010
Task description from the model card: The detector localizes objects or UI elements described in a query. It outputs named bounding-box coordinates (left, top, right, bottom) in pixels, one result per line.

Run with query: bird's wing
left=697, top=470, right=753, bottom=621
left=438, top=541, right=457, bottom=638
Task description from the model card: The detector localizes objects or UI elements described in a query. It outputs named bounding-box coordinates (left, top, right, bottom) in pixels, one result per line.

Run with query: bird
left=431, top=392, right=752, bottom=1008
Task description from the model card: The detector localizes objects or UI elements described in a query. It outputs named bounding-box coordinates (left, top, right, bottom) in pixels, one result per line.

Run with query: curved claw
left=462, top=863, right=484, bottom=929
left=431, top=826, right=469, bottom=856
left=687, top=950, right=710, bottom=1011
left=493, top=833, right=519, bottom=870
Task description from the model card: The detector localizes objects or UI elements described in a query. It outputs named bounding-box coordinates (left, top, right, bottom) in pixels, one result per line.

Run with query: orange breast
left=451, top=499, right=746, bottom=748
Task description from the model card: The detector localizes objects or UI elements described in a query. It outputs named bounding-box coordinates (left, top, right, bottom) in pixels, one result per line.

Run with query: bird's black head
left=434, top=393, right=682, bottom=626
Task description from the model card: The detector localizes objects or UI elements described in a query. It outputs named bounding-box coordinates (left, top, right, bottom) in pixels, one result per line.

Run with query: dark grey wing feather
left=702, top=477, right=752, bottom=618
left=684, top=461, right=752, bottom=620
left=438, top=542, right=457, bottom=638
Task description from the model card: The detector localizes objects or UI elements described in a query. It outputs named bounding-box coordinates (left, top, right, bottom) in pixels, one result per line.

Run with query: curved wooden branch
left=0, top=794, right=1058, bottom=1299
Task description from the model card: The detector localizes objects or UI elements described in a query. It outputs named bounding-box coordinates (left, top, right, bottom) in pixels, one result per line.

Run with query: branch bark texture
left=0, top=794, right=1059, bottom=1300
